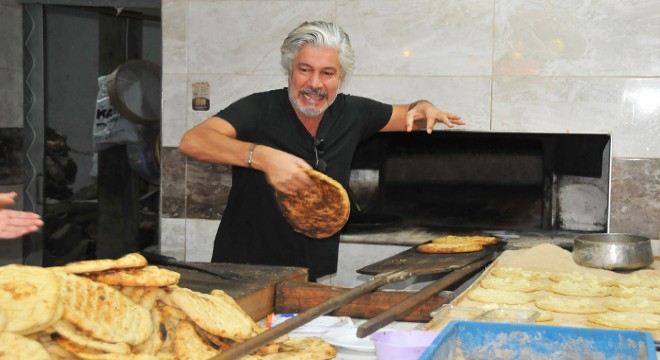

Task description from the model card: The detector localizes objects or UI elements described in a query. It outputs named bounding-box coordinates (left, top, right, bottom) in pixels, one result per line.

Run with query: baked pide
left=416, top=235, right=498, bottom=254
left=616, top=274, right=660, bottom=289
left=0, top=264, right=64, bottom=335
left=48, top=252, right=148, bottom=274
left=548, top=271, right=616, bottom=287
left=0, top=255, right=339, bottom=359
left=56, top=271, right=154, bottom=346
left=83, top=265, right=181, bottom=287
left=588, top=312, right=660, bottom=330
left=0, top=332, right=51, bottom=360
left=606, top=297, right=660, bottom=314
left=170, top=287, right=263, bottom=341
left=490, top=266, right=550, bottom=281
left=548, top=280, right=612, bottom=297
left=535, top=295, right=608, bottom=314
left=173, top=320, right=220, bottom=360
left=467, top=287, right=535, bottom=305
left=611, top=285, right=660, bottom=300
left=416, top=242, right=484, bottom=254
left=276, top=168, right=350, bottom=239
left=480, top=275, right=544, bottom=293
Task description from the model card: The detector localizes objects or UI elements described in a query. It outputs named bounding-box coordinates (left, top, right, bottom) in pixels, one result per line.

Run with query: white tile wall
left=161, top=74, right=189, bottom=147
left=159, top=217, right=186, bottom=260
left=346, top=76, right=492, bottom=131
left=185, top=1, right=335, bottom=75
left=163, top=0, right=660, bottom=152
left=162, top=0, right=660, bottom=272
left=185, top=74, right=288, bottom=131
left=337, top=0, right=494, bottom=76
left=184, top=218, right=220, bottom=262
left=162, top=0, right=187, bottom=74
left=493, top=1, right=660, bottom=76
left=492, top=77, right=660, bottom=158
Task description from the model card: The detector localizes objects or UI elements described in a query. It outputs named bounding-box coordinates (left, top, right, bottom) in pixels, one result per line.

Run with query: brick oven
left=344, top=131, right=611, bottom=249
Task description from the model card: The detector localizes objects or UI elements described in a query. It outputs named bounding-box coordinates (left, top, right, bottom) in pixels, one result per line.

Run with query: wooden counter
left=169, top=262, right=452, bottom=324
left=166, top=262, right=308, bottom=321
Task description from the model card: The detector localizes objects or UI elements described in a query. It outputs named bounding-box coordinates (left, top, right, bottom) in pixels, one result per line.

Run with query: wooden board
left=167, top=262, right=308, bottom=320
left=358, top=241, right=505, bottom=275
left=274, top=280, right=451, bottom=322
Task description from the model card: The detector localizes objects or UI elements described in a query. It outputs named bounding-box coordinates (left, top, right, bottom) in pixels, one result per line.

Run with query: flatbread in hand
left=276, top=168, right=350, bottom=239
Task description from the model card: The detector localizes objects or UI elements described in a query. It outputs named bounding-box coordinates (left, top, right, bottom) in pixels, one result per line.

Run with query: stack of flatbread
left=416, top=235, right=498, bottom=254
left=461, top=266, right=660, bottom=331
left=0, top=253, right=336, bottom=359
left=424, top=244, right=660, bottom=338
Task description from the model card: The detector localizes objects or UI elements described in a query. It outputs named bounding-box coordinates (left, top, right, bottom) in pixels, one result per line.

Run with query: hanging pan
left=107, top=59, right=162, bottom=125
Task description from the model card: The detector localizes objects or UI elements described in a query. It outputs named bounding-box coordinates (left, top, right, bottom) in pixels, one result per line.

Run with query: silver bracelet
left=247, top=143, right=258, bottom=168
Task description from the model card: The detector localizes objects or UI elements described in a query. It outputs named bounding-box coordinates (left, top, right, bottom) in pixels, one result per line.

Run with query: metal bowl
left=572, top=233, right=653, bottom=270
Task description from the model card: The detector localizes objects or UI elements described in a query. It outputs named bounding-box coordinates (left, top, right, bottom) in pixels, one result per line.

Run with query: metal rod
left=212, top=270, right=411, bottom=360
left=356, top=255, right=496, bottom=338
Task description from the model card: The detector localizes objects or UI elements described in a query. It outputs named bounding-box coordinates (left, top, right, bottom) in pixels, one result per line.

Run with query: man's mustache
left=300, top=87, right=327, bottom=98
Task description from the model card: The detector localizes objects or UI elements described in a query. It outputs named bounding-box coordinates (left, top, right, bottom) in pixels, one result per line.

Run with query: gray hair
left=280, top=21, right=355, bottom=76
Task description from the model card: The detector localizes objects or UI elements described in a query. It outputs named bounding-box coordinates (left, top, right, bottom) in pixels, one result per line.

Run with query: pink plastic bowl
left=370, top=330, right=438, bottom=360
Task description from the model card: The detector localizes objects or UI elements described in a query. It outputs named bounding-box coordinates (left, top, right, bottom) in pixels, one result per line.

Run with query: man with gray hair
left=179, top=20, right=464, bottom=281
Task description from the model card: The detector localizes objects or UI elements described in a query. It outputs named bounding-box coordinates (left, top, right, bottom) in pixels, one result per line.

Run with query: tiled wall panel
left=161, top=0, right=660, bottom=261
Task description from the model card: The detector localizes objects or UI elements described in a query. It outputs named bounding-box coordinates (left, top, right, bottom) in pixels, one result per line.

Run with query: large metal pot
left=572, top=233, right=653, bottom=270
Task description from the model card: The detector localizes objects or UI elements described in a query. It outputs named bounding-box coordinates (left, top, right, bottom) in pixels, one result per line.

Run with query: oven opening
left=346, top=131, right=611, bottom=241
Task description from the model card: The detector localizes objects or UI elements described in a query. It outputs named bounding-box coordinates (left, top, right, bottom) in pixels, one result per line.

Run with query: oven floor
left=340, top=224, right=580, bottom=250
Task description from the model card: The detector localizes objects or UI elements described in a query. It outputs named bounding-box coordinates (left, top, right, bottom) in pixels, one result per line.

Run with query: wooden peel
left=211, top=270, right=412, bottom=360
left=356, top=254, right=497, bottom=338
left=214, top=242, right=503, bottom=359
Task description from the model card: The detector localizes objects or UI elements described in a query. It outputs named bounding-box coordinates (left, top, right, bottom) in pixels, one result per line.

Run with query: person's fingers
left=405, top=114, right=413, bottom=132
left=0, top=224, right=41, bottom=240
left=0, top=209, right=42, bottom=220
left=0, top=192, right=16, bottom=208
left=427, top=115, right=439, bottom=133
left=9, top=217, right=44, bottom=227
left=446, top=112, right=465, bottom=125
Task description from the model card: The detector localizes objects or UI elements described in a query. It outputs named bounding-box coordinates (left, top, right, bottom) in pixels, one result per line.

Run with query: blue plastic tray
left=419, top=320, right=657, bottom=360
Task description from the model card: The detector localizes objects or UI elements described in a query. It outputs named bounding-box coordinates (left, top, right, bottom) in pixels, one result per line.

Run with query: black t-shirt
left=211, top=88, right=392, bottom=280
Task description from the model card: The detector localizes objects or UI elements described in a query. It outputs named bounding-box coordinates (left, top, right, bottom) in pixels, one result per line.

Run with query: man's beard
left=288, top=86, right=337, bottom=117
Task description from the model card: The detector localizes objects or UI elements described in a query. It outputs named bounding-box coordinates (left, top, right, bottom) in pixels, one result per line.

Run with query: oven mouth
left=347, top=130, right=611, bottom=238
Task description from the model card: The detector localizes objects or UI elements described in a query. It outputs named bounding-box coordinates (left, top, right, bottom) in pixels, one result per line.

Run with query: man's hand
left=254, top=146, right=314, bottom=195
left=406, top=100, right=465, bottom=133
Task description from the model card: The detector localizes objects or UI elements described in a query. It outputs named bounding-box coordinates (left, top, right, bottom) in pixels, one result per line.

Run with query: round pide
left=0, top=264, right=64, bottom=334
left=0, top=332, right=51, bottom=360
left=84, top=265, right=180, bottom=287
left=56, top=271, right=153, bottom=346
left=276, top=168, right=350, bottom=239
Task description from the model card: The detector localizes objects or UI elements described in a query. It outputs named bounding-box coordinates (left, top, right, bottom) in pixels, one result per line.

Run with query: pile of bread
left=0, top=253, right=336, bottom=359
left=425, top=264, right=660, bottom=333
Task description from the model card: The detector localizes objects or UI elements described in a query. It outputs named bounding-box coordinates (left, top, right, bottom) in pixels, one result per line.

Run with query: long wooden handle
left=356, top=254, right=495, bottom=338
left=212, top=270, right=412, bottom=360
